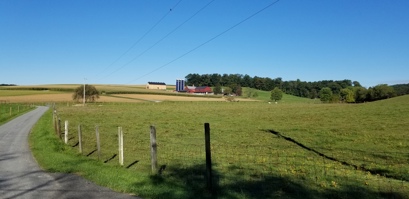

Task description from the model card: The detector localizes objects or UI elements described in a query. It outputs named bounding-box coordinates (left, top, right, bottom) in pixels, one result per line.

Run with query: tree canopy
left=270, top=87, right=283, bottom=102
left=185, top=73, right=401, bottom=103
left=319, top=87, right=333, bottom=103
left=72, top=84, right=100, bottom=102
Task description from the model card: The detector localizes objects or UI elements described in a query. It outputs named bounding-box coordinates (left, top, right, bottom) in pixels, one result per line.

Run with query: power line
left=127, top=0, right=281, bottom=84
left=102, top=0, right=215, bottom=81
left=95, top=0, right=182, bottom=80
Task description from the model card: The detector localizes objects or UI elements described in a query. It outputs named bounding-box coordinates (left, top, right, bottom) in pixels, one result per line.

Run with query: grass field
left=28, top=88, right=409, bottom=198
left=0, top=103, right=34, bottom=125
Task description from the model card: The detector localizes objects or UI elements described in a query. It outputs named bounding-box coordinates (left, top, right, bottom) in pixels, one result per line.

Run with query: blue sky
left=1, top=0, right=408, bottom=87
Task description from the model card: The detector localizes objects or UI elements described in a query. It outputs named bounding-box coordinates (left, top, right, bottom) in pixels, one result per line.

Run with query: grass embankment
left=30, top=95, right=409, bottom=198
left=0, top=103, right=34, bottom=125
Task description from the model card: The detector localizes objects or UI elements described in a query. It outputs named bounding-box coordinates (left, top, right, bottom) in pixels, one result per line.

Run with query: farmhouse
left=146, top=82, right=167, bottom=90
left=184, top=86, right=212, bottom=94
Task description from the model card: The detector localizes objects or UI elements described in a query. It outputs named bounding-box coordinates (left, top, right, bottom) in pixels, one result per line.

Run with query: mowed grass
left=29, top=94, right=409, bottom=198
left=241, top=87, right=318, bottom=103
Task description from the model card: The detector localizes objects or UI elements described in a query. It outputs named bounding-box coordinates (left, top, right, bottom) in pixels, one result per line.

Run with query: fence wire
left=53, top=109, right=409, bottom=198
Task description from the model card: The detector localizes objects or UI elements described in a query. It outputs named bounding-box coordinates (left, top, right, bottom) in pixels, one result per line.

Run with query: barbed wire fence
left=52, top=107, right=409, bottom=198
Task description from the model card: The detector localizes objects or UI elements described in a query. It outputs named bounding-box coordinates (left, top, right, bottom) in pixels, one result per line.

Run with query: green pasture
left=30, top=94, right=409, bottom=198
left=0, top=103, right=34, bottom=125
left=242, top=87, right=319, bottom=103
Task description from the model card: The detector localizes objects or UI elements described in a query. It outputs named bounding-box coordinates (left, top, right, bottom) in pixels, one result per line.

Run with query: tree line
left=185, top=73, right=409, bottom=103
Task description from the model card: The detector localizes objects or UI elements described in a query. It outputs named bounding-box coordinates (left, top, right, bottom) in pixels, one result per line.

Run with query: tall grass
left=29, top=95, right=409, bottom=198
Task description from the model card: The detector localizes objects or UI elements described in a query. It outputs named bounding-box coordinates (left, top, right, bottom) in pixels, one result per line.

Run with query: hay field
left=0, top=91, right=255, bottom=103
left=0, top=84, right=258, bottom=103
left=0, top=93, right=144, bottom=103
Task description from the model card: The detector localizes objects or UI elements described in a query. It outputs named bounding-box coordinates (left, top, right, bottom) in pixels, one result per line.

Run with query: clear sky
left=1, top=0, right=408, bottom=87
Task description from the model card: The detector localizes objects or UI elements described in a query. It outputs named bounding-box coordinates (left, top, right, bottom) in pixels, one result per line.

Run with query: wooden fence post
left=205, top=123, right=213, bottom=193
left=9, top=107, right=12, bottom=116
left=53, top=111, right=56, bottom=133
left=64, top=120, right=69, bottom=144
left=96, top=125, right=101, bottom=160
left=150, top=125, right=158, bottom=174
left=57, top=118, right=62, bottom=139
left=78, top=124, right=83, bottom=154
left=118, top=127, right=124, bottom=166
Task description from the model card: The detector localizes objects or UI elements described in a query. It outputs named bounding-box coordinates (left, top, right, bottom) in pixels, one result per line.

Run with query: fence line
left=52, top=109, right=409, bottom=197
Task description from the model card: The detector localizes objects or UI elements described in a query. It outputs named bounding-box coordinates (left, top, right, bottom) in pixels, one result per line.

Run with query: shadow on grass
left=266, top=129, right=407, bottom=181
left=126, top=160, right=139, bottom=169
left=131, top=163, right=407, bottom=199
left=104, top=154, right=117, bottom=163
left=86, top=149, right=97, bottom=157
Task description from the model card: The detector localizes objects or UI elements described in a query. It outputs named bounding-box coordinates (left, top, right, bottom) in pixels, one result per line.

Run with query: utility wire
left=103, top=0, right=215, bottom=80
left=127, top=0, right=280, bottom=84
left=96, top=0, right=182, bottom=80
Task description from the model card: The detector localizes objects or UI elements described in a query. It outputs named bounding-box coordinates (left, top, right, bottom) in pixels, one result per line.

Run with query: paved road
left=0, top=106, right=139, bottom=199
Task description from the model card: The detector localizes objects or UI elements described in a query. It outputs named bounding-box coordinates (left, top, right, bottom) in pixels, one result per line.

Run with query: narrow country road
left=0, top=106, right=139, bottom=199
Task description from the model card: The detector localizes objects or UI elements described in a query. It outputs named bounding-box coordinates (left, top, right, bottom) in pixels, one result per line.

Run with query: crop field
left=45, top=94, right=409, bottom=198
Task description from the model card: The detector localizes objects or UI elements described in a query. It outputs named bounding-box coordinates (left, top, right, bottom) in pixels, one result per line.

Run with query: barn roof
left=148, top=82, right=166, bottom=85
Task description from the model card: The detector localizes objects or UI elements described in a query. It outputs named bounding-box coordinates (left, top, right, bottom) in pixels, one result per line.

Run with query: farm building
left=176, top=79, right=185, bottom=92
left=184, top=86, right=212, bottom=94
left=146, top=82, right=167, bottom=90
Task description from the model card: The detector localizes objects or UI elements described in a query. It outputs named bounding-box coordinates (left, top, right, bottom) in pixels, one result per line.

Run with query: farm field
left=30, top=93, right=409, bottom=198
left=0, top=85, right=311, bottom=104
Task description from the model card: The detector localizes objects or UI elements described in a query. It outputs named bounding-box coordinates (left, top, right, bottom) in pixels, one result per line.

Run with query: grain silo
left=176, top=79, right=185, bottom=92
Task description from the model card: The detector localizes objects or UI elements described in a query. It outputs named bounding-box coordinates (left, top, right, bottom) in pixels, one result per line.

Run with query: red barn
left=185, top=86, right=212, bottom=94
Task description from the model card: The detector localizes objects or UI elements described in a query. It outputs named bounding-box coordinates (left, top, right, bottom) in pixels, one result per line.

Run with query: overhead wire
left=95, top=0, right=183, bottom=81
left=102, top=0, right=215, bottom=81
left=127, top=0, right=281, bottom=84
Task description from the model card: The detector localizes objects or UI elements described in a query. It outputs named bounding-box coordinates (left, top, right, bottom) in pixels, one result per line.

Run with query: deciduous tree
left=340, top=88, right=355, bottom=103
left=270, top=87, right=283, bottom=102
left=319, top=87, right=332, bottom=103
left=72, top=84, right=100, bottom=102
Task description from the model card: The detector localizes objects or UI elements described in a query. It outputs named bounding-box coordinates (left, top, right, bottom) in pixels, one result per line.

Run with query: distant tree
left=391, top=83, right=409, bottom=96
left=253, top=76, right=264, bottom=90
left=270, top=87, right=283, bottom=102
left=235, top=85, right=242, bottom=96
left=319, top=87, right=333, bottom=103
left=340, top=88, right=355, bottom=103
left=353, top=81, right=362, bottom=87
left=331, top=93, right=341, bottom=103
left=210, top=73, right=222, bottom=86
left=373, top=84, right=396, bottom=100
left=354, top=87, right=367, bottom=103
left=213, top=84, right=222, bottom=95
left=241, top=74, right=253, bottom=87
left=328, top=82, right=342, bottom=94
left=309, top=89, right=318, bottom=99
left=366, top=87, right=375, bottom=101
left=223, top=87, right=232, bottom=95
left=72, top=84, right=100, bottom=102
left=390, top=83, right=409, bottom=96
left=185, top=73, right=201, bottom=86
